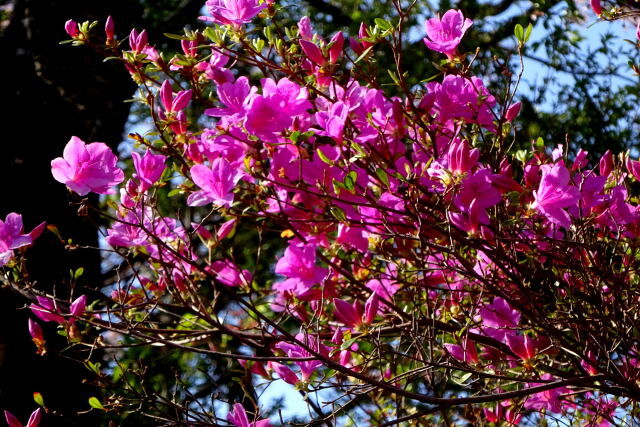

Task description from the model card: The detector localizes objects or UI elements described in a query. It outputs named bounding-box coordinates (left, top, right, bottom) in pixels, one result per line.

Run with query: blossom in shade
left=524, top=374, right=568, bottom=413
left=51, top=136, right=124, bottom=195
left=0, top=213, right=45, bottom=267
left=423, top=10, right=472, bottom=58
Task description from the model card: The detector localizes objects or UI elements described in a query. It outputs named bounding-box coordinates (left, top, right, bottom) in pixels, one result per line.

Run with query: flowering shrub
left=4, top=1, right=640, bottom=425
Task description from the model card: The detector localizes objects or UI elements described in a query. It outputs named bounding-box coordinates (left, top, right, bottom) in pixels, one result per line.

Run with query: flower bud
left=64, top=19, right=79, bottom=38
left=363, top=293, right=379, bottom=324
left=105, top=16, right=115, bottom=41
left=70, top=295, right=87, bottom=318
left=28, top=319, right=43, bottom=342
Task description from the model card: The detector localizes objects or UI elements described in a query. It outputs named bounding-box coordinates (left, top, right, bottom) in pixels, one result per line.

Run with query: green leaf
left=33, top=392, right=45, bottom=407
left=88, top=397, right=105, bottom=410
left=524, top=23, right=533, bottom=43
left=167, top=188, right=184, bottom=198
left=163, top=32, right=187, bottom=40
left=343, top=171, right=358, bottom=192
left=73, top=267, right=84, bottom=280
left=514, top=24, right=524, bottom=43
left=387, top=69, right=400, bottom=85
left=330, top=206, right=347, bottom=222
left=353, top=45, right=374, bottom=64
left=374, top=18, right=393, bottom=32
left=375, top=168, right=389, bottom=188
left=316, top=148, right=334, bottom=165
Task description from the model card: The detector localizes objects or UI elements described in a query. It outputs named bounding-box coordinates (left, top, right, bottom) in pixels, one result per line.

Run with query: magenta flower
left=274, top=242, right=327, bottom=296
left=531, top=163, right=580, bottom=228
left=227, top=403, right=271, bottom=427
left=423, top=10, right=473, bottom=58
left=30, top=295, right=86, bottom=325
left=268, top=361, right=299, bottom=385
left=444, top=338, right=478, bottom=363
left=244, top=78, right=312, bottom=142
left=208, top=259, right=252, bottom=287
left=30, top=296, right=65, bottom=324
left=188, top=157, right=242, bottom=207
left=0, top=213, right=45, bottom=267
left=205, top=76, right=257, bottom=124
left=275, top=334, right=327, bottom=381
left=132, top=149, right=166, bottom=192
left=4, top=408, right=42, bottom=427
left=425, top=75, right=496, bottom=129
left=51, top=136, right=124, bottom=195
left=524, top=374, right=568, bottom=413
left=200, top=0, right=266, bottom=27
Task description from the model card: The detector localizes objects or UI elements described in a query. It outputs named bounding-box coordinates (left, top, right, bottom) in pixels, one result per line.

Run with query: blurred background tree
left=1, top=0, right=638, bottom=425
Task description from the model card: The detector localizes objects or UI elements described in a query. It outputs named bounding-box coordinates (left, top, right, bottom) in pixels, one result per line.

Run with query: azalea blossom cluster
left=6, top=1, right=640, bottom=425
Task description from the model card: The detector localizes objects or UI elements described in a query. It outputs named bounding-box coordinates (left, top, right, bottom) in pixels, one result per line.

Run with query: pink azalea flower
left=524, top=374, right=568, bottom=413
left=200, top=0, right=266, bottom=27
left=208, top=259, right=252, bottom=287
left=158, top=80, right=192, bottom=114
left=423, top=9, right=473, bottom=58
left=0, top=213, right=45, bottom=267
left=205, top=76, right=257, bottom=124
left=51, top=136, right=124, bottom=196
left=244, top=78, right=312, bottom=142
left=274, top=241, right=327, bottom=296
left=188, top=157, right=242, bottom=207
left=444, top=338, right=478, bottom=363
left=227, top=403, right=271, bottom=427
left=425, top=75, right=496, bottom=129
left=30, top=296, right=65, bottom=324
left=531, top=163, right=580, bottom=228
left=131, top=149, right=166, bottom=192
left=268, top=361, right=299, bottom=385
left=275, top=334, right=327, bottom=381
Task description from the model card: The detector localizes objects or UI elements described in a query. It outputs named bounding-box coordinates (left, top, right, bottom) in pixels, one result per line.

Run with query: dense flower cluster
left=6, top=1, right=640, bottom=425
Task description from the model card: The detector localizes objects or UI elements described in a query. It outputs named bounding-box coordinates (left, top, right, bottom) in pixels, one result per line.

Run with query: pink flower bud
left=572, top=149, right=588, bottom=171
left=299, top=40, right=325, bottom=66
left=64, top=19, right=79, bottom=38
left=599, top=150, right=613, bottom=177
left=591, top=0, right=602, bottom=15
left=627, top=156, right=640, bottom=181
left=363, top=293, right=379, bottom=324
left=4, top=411, right=22, bottom=427
left=26, top=408, right=42, bottom=427
left=70, top=295, right=87, bottom=318
left=505, top=101, right=521, bottom=122
left=28, top=319, right=43, bottom=342
left=217, top=218, right=237, bottom=240
left=297, top=16, right=314, bottom=41
left=328, top=31, right=344, bottom=63
left=105, top=16, right=114, bottom=40
left=359, top=22, right=373, bottom=48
